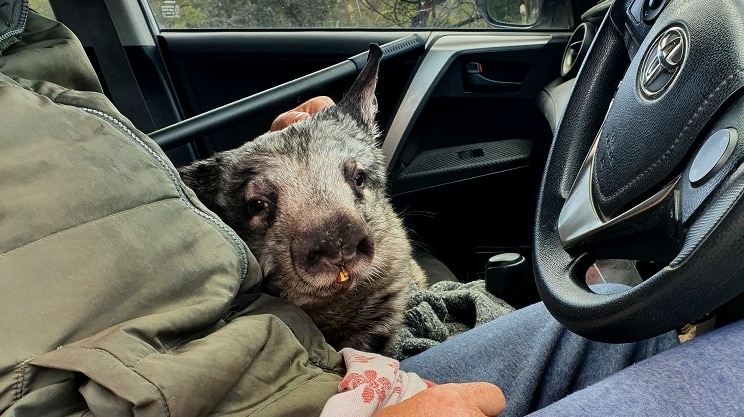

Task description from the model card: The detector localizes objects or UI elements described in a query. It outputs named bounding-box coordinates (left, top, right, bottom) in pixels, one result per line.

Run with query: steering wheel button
left=689, top=128, right=738, bottom=186
left=646, top=0, right=663, bottom=10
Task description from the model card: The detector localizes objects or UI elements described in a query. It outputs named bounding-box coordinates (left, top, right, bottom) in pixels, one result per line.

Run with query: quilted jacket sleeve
left=0, top=4, right=344, bottom=416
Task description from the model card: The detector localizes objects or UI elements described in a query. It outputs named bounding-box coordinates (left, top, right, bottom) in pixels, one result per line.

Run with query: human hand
left=373, top=382, right=506, bottom=417
left=270, top=96, right=335, bottom=131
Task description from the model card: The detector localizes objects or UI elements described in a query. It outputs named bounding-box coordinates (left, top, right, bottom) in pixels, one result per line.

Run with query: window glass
left=144, top=0, right=493, bottom=29
left=29, top=0, right=55, bottom=19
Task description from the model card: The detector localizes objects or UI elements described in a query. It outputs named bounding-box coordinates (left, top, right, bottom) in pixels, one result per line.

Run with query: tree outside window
left=145, top=0, right=494, bottom=29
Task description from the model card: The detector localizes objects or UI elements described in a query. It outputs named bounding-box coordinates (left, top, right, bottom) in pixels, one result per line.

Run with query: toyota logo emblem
left=639, top=26, right=687, bottom=99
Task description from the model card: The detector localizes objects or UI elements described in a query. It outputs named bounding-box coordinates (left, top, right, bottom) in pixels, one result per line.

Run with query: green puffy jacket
left=0, top=2, right=344, bottom=415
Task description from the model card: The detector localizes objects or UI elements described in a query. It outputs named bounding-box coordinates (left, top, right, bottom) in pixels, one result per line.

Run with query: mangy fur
left=178, top=44, right=428, bottom=354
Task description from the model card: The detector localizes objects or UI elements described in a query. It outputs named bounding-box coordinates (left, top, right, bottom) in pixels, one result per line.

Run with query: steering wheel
left=534, top=0, right=744, bottom=343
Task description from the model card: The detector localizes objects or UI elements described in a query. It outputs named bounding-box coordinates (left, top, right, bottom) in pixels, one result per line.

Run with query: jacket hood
left=0, top=0, right=27, bottom=54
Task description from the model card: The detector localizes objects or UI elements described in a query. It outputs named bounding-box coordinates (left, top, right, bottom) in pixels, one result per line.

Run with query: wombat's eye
left=247, top=199, right=269, bottom=214
left=354, top=172, right=366, bottom=188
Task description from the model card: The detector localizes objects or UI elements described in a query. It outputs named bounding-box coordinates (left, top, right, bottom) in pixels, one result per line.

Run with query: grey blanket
left=390, top=279, right=515, bottom=360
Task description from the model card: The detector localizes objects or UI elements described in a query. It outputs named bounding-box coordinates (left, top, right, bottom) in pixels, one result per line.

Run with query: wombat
left=178, top=44, right=428, bottom=355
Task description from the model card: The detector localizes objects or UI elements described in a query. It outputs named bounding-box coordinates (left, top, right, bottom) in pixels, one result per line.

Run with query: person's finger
left=372, top=381, right=505, bottom=417
left=270, top=111, right=310, bottom=131
left=270, top=96, right=336, bottom=131
left=295, top=95, right=335, bottom=115
left=458, top=382, right=506, bottom=416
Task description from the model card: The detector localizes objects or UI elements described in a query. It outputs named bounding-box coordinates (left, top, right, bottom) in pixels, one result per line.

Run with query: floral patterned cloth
left=320, top=348, right=429, bottom=417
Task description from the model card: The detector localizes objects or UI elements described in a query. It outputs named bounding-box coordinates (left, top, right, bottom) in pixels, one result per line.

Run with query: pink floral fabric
left=320, top=348, right=429, bottom=417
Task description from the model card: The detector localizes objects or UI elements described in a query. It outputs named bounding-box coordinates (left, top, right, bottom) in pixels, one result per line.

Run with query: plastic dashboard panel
left=391, top=139, right=534, bottom=195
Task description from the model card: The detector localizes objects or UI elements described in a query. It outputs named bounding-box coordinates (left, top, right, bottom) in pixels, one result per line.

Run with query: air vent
left=561, top=22, right=596, bottom=79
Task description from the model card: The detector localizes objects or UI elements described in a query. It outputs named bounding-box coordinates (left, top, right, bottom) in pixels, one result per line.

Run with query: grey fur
left=178, top=44, right=427, bottom=354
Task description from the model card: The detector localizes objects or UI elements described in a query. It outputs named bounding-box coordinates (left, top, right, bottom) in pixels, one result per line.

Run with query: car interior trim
left=105, top=0, right=156, bottom=46
left=149, top=34, right=424, bottom=151
left=557, top=126, right=680, bottom=250
left=381, top=33, right=552, bottom=172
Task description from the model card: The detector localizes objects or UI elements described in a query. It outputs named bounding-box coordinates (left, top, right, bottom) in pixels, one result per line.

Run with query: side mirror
left=477, top=0, right=574, bottom=29
left=479, top=0, right=540, bottom=26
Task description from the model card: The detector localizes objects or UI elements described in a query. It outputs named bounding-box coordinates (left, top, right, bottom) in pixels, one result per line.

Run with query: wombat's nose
left=293, top=213, right=374, bottom=275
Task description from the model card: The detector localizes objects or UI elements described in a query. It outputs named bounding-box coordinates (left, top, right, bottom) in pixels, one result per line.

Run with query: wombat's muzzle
left=292, top=212, right=374, bottom=278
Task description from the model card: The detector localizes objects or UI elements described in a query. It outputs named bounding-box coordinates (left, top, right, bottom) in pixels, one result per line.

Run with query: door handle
left=464, top=61, right=522, bottom=93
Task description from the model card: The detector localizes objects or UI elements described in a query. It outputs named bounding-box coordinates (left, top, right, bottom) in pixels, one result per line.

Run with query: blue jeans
left=401, top=294, right=744, bottom=416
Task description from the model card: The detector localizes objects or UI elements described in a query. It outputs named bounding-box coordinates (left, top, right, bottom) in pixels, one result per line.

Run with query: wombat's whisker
left=395, top=205, right=412, bottom=216
left=400, top=210, right=441, bottom=220
left=401, top=227, right=430, bottom=249
left=410, top=239, right=434, bottom=253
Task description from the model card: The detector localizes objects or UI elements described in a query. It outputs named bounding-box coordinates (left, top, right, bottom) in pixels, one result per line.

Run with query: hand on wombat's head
left=269, top=95, right=335, bottom=132
left=178, top=44, right=427, bottom=355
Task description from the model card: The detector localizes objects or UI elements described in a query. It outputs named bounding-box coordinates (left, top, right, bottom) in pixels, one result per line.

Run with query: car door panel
left=383, top=33, right=568, bottom=289
left=384, top=34, right=568, bottom=183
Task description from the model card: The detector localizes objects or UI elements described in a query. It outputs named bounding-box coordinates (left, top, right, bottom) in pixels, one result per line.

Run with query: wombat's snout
left=293, top=212, right=374, bottom=278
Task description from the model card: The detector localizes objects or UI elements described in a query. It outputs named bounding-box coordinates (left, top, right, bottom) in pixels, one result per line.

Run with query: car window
left=143, top=0, right=503, bottom=29
left=29, top=0, right=55, bottom=19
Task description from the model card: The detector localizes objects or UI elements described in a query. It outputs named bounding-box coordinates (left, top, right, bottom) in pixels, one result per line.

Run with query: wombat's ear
left=178, top=157, right=223, bottom=211
left=338, top=43, right=382, bottom=131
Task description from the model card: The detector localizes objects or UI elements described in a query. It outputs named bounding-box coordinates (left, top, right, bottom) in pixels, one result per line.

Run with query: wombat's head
left=179, top=45, right=421, bottom=305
